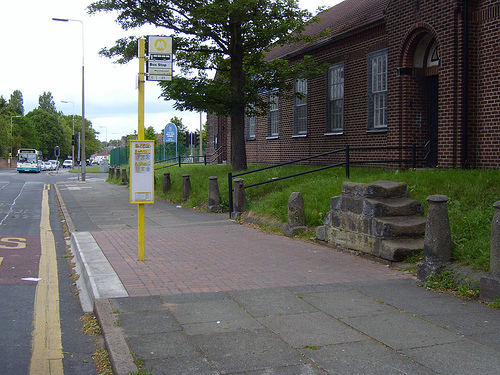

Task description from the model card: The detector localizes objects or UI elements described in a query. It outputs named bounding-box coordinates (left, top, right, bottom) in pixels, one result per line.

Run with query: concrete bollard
left=480, top=201, right=500, bottom=301
left=181, top=174, right=191, bottom=202
left=208, top=176, right=221, bottom=212
left=284, top=192, right=307, bottom=237
left=232, top=178, right=246, bottom=218
left=121, top=168, right=128, bottom=185
left=163, top=172, right=171, bottom=193
left=490, top=201, right=500, bottom=276
left=109, top=167, right=114, bottom=179
left=417, top=195, right=452, bottom=281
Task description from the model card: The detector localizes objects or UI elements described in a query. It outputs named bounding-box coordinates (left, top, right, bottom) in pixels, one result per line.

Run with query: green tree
left=38, top=91, right=57, bottom=114
left=9, top=90, right=24, bottom=115
left=144, top=125, right=157, bottom=142
left=26, top=109, right=63, bottom=157
left=88, top=0, right=323, bottom=171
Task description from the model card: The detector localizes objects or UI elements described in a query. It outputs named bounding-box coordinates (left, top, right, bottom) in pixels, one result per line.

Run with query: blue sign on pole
left=164, top=123, right=178, bottom=159
left=164, top=123, right=177, bottom=143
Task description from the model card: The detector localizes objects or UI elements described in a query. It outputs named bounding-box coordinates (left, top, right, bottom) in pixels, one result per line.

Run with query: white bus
left=17, top=148, right=43, bottom=173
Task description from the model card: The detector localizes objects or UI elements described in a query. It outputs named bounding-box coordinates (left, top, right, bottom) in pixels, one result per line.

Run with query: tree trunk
left=229, top=19, right=247, bottom=171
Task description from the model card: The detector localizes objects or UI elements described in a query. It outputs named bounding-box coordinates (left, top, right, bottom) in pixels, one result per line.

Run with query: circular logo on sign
left=154, top=39, right=167, bottom=51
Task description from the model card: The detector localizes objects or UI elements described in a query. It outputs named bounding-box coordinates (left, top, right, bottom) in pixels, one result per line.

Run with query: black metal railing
left=228, top=143, right=432, bottom=216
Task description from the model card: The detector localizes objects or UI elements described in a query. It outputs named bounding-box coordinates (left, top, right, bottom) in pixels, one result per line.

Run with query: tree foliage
left=87, top=0, right=323, bottom=170
left=9, top=90, right=24, bottom=116
left=0, top=89, right=101, bottom=160
left=38, top=91, right=58, bottom=114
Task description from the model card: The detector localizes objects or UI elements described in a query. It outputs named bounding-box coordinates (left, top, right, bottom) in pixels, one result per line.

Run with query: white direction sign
left=147, top=36, right=173, bottom=81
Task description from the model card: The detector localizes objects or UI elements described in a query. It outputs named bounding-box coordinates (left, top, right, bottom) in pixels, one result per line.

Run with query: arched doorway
left=400, top=29, right=440, bottom=167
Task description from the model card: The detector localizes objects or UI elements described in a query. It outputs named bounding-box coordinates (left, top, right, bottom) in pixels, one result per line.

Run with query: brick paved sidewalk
left=91, top=224, right=414, bottom=297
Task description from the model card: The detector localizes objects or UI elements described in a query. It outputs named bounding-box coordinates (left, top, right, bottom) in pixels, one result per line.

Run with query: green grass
left=108, top=163, right=499, bottom=271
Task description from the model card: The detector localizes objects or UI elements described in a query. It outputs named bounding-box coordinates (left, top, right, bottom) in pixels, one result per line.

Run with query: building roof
left=265, top=0, right=388, bottom=60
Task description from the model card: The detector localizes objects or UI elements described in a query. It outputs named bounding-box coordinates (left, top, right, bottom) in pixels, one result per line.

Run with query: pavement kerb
left=55, top=183, right=136, bottom=375
left=94, top=299, right=137, bottom=375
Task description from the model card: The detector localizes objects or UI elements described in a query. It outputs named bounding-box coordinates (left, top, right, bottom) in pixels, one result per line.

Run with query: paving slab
left=192, top=329, right=307, bottom=374
left=301, top=340, right=436, bottom=375
left=227, top=287, right=318, bottom=317
left=403, top=340, right=500, bottom=375
left=300, top=288, right=399, bottom=318
left=258, top=311, right=367, bottom=348
left=341, top=311, right=463, bottom=350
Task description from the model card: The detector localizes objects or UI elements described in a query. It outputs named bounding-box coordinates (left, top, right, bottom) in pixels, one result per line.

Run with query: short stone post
left=207, top=176, right=221, bottom=212
left=417, top=195, right=452, bottom=281
left=480, top=201, right=500, bottom=301
left=108, top=167, right=114, bottom=179
left=284, top=192, right=307, bottom=237
left=232, top=178, right=246, bottom=219
left=121, top=168, right=128, bottom=185
left=181, top=174, right=191, bottom=202
left=163, top=172, right=171, bottom=193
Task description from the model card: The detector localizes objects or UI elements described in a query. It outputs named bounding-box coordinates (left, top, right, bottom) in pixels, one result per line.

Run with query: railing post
left=228, top=172, right=233, bottom=218
left=178, top=155, right=181, bottom=167
left=412, top=143, right=417, bottom=169
left=345, top=145, right=350, bottom=179
left=204, top=154, right=207, bottom=165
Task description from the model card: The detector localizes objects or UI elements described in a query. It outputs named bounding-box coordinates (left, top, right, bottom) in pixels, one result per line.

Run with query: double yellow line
left=30, top=184, right=64, bottom=374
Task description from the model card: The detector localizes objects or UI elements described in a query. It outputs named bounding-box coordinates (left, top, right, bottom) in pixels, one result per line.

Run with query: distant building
left=207, top=0, right=500, bottom=169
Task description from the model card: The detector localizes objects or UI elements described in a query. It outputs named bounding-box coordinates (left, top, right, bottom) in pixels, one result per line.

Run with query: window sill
left=292, top=134, right=307, bottom=138
left=266, top=136, right=279, bottom=140
left=366, top=128, right=387, bottom=134
left=246, top=137, right=256, bottom=141
left=325, top=131, right=344, bottom=136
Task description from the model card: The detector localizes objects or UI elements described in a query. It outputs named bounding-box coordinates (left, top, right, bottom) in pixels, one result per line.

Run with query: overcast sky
left=1, top=0, right=340, bottom=142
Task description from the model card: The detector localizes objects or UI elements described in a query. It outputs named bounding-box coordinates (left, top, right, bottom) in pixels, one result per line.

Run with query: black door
left=426, top=75, right=439, bottom=167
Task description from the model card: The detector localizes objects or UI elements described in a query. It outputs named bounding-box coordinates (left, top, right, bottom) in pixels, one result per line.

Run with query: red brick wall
left=207, top=0, right=500, bottom=169
left=467, top=0, right=500, bottom=168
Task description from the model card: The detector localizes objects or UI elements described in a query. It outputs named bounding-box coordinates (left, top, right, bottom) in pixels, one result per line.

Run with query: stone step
left=373, top=216, right=426, bottom=237
left=364, top=197, right=424, bottom=217
left=380, top=238, right=425, bottom=262
left=342, top=180, right=410, bottom=199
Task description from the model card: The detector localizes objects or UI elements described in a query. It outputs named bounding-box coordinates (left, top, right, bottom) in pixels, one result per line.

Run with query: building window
left=327, top=63, right=344, bottom=133
left=268, top=93, right=279, bottom=137
left=368, top=49, right=388, bottom=129
left=293, top=79, right=308, bottom=136
left=246, top=106, right=256, bottom=140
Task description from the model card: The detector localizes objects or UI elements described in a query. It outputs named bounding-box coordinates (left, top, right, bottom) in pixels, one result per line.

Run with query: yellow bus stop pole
left=138, top=38, right=146, bottom=261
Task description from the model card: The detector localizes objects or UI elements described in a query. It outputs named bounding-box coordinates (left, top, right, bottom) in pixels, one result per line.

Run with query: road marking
left=29, top=184, right=64, bottom=375
left=0, top=181, right=26, bottom=226
left=0, top=257, right=3, bottom=265
left=0, top=237, right=27, bottom=249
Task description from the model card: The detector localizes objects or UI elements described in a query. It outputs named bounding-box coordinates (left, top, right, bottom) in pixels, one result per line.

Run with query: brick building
left=206, top=0, right=500, bottom=169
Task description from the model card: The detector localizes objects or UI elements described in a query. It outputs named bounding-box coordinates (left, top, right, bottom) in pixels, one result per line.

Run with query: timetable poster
left=129, top=140, right=155, bottom=204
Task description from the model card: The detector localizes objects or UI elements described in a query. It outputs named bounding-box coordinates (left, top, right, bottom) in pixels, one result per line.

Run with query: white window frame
left=327, top=63, right=344, bottom=133
left=246, top=105, right=256, bottom=140
left=368, top=49, right=388, bottom=130
left=293, top=79, right=308, bottom=136
left=268, top=92, right=279, bottom=138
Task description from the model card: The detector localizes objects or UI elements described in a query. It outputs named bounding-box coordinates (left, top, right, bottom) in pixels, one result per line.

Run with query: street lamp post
left=10, top=115, right=21, bottom=168
left=53, top=17, right=86, bottom=181
left=61, top=101, right=75, bottom=165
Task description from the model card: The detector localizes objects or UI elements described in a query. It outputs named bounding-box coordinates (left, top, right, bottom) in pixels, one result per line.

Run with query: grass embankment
left=110, top=164, right=499, bottom=271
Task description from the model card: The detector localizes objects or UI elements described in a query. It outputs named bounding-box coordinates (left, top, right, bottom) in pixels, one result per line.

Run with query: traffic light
left=54, top=146, right=60, bottom=157
left=184, top=132, right=191, bottom=148
left=194, top=132, right=199, bottom=147
left=72, top=134, right=78, bottom=146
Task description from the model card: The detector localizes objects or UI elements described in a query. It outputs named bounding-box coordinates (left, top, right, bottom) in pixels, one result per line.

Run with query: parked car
left=48, top=160, right=59, bottom=170
left=41, top=161, right=50, bottom=171
left=62, top=159, right=73, bottom=168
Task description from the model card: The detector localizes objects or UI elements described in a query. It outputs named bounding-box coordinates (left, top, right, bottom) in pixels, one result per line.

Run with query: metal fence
left=228, top=143, right=433, bottom=215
